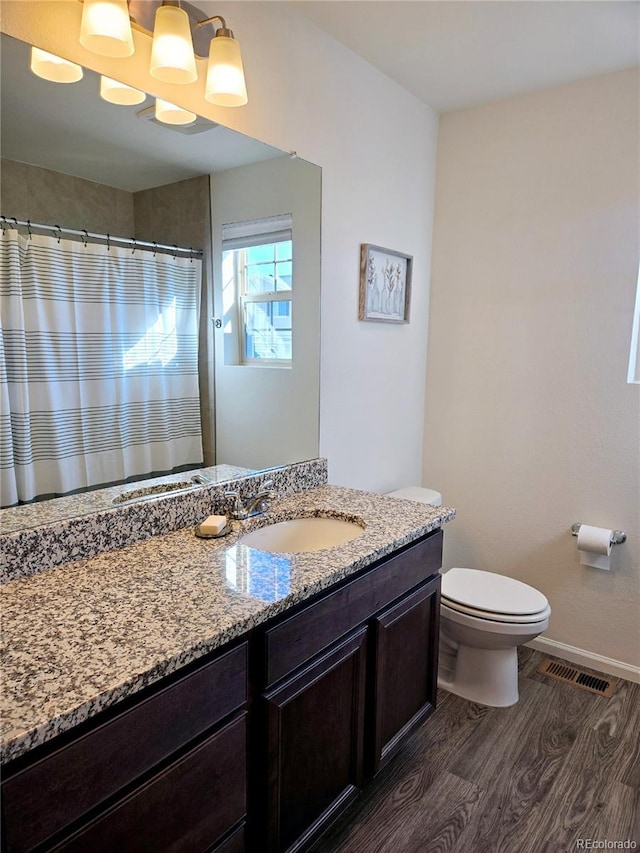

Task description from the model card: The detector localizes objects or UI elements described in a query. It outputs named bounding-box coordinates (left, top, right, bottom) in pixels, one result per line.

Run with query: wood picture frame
left=358, top=244, right=412, bottom=324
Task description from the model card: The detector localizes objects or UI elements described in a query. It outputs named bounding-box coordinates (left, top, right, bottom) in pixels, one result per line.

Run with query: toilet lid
left=441, top=568, right=549, bottom=616
left=442, top=598, right=551, bottom=624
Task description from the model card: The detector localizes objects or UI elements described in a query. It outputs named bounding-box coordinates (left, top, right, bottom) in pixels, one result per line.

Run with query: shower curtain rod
left=1, top=217, right=203, bottom=257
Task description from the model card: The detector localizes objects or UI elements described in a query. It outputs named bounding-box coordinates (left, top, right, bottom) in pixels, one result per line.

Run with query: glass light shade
left=79, top=0, right=134, bottom=58
left=150, top=5, right=197, bottom=84
left=155, top=98, right=196, bottom=125
left=205, top=35, right=248, bottom=107
left=30, top=47, right=83, bottom=83
left=100, top=75, right=146, bottom=105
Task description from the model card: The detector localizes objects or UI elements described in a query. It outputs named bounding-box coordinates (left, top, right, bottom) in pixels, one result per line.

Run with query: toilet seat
left=441, top=597, right=551, bottom=625
left=441, top=567, right=549, bottom=621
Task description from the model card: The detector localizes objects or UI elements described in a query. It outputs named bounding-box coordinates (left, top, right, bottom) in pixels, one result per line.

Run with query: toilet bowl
left=386, top=487, right=551, bottom=707
left=439, top=567, right=550, bottom=706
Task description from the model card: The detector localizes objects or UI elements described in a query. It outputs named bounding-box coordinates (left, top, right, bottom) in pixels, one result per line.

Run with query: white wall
left=425, top=69, right=640, bottom=671
left=205, top=2, right=439, bottom=491
left=2, top=1, right=439, bottom=491
left=211, top=156, right=321, bottom=469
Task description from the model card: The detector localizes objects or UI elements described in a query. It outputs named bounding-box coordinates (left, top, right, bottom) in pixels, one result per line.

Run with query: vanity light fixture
left=150, top=3, right=197, bottom=84
left=77, top=0, right=248, bottom=106
left=154, top=97, right=196, bottom=125
left=200, top=17, right=248, bottom=107
left=79, top=0, right=134, bottom=58
left=100, top=75, right=146, bottom=105
left=30, top=47, right=84, bottom=83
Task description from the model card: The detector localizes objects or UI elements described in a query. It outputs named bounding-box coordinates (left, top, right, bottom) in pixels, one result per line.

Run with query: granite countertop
left=0, top=485, right=455, bottom=765
left=0, top=463, right=254, bottom=536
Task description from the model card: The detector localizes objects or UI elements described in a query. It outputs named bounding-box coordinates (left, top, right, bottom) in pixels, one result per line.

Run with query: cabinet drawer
left=53, top=713, right=247, bottom=853
left=264, top=531, right=442, bottom=686
left=2, top=643, right=247, bottom=853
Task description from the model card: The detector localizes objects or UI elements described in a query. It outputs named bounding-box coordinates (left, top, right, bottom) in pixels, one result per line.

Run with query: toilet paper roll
left=577, top=525, right=612, bottom=570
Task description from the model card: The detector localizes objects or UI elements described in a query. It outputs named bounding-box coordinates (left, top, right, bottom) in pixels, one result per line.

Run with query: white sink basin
left=239, top=517, right=364, bottom=554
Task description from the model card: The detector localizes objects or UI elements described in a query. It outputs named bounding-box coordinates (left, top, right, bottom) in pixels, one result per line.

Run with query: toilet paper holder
left=571, top=523, right=626, bottom=545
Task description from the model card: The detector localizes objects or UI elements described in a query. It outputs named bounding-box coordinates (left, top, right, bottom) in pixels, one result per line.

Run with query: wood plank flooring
left=311, top=649, right=640, bottom=853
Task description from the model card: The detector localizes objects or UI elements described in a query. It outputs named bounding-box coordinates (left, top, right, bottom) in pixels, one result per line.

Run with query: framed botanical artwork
left=358, top=244, right=412, bottom=323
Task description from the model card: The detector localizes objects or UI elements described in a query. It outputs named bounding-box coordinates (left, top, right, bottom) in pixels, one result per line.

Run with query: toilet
left=386, top=487, right=551, bottom=707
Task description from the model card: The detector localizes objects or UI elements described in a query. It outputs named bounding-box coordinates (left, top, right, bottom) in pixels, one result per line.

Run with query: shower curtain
left=0, top=229, right=203, bottom=507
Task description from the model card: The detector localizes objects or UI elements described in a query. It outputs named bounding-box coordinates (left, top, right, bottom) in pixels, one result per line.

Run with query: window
left=628, top=264, right=640, bottom=384
left=222, top=215, right=293, bottom=366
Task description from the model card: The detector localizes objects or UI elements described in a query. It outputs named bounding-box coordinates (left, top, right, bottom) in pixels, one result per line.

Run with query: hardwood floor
left=311, top=649, right=640, bottom=853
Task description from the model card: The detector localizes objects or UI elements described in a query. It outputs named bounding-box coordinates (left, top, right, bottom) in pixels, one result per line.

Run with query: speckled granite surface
left=0, top=459, right=328, bottom=583
left=0, top=464, right=254, bottom=535
left=0, top=484, right=455, bottom=765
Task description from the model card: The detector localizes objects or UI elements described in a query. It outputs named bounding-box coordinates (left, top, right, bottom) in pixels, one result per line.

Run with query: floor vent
left=537, top=659, right=617, bottom=698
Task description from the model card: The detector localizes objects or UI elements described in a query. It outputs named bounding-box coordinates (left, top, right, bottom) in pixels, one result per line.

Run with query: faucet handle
left=191, top=473, right=211, bottom=486
left=224, top=490, right=245, bottom=518
left=261, top=481, right=279, bottom=503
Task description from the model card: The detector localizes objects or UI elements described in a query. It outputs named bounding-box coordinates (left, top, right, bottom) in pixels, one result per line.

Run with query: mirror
left=0, top=33, right=321, bottom=530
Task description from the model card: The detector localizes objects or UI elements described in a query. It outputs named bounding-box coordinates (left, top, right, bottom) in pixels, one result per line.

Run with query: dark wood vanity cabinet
left=1, top=529, right=442, bottom=853
left=51, top=714, right=247, bottom=853
left=255, top=530, right=443, bottom=853
left=262, top=629, right=368, bottom=853
left=370, top=575, right=440, bottom=775
left=1, top=643, right=249, bottom=853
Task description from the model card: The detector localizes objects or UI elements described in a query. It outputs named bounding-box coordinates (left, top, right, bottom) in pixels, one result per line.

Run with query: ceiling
left=292, top=1, right=640, bottom=113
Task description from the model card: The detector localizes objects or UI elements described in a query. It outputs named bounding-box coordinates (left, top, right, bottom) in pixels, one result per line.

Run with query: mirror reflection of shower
left=0, top=222, right=203, bottom=507
left=0, top=32, right=321, bottom=517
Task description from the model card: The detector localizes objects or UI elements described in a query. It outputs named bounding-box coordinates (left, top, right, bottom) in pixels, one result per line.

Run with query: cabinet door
left=262, top=628, right=367, bottom=853
left=370, top=576, right=441, bottom=775
left=210, top=823, right=246, bottom=853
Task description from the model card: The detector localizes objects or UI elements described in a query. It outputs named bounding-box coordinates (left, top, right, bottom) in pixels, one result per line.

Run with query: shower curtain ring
left=172, top=244, right=178, bottom=260
left=189, top=247, right=194, bottom=262
left=82, top=230, right=89, bottom=248
left=107, top=234, right=111, bottom=251
left=153, top=241, right=158, bottom=257
left=54, top=225, right=61, bottom=243
left=26, top=220, right=32, bottom=241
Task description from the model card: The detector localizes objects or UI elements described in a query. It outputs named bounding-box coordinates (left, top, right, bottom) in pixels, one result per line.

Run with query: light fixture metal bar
left=194, top=14, right=226, bottom=31
left=127, top=0, right=215, bottom=56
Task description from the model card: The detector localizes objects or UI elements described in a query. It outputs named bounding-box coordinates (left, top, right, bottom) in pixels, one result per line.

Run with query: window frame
left=222, top=217, right=293, bottom=368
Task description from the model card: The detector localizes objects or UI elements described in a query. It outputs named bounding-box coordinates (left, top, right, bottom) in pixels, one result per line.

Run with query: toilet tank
left=386, top=486, right=442, bottom=506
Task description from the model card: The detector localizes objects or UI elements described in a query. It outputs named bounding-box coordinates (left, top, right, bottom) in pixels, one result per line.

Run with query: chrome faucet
left=225, top=481, right=278, bottom=520
left=191, top=473, right=212, bottom=486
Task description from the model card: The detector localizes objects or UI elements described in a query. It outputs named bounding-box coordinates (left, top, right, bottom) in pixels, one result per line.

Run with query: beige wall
left=133, top=177, right=210, bottom=252
left=1, top=158, right=134, bottom=235
left=425, top=69, right=640, bottom=674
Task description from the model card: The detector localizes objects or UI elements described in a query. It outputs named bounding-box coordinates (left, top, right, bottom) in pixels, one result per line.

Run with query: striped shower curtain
left=0, top=229, right=203, bottom=507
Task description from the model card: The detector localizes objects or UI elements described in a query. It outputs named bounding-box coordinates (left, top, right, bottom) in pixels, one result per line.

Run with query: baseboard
left=527, top=637, right=640, bottom=685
